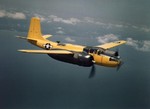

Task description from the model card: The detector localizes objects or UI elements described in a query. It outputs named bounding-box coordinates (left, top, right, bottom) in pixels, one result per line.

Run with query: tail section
left=27, top=17, right=45, bottom=40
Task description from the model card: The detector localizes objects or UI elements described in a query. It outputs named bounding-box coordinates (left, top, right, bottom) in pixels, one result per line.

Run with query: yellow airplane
left=18, top=17, right=126, bottom=78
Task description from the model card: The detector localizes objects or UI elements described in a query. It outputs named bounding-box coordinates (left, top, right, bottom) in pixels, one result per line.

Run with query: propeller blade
left=115, top=48, right=121, bottom=59
left=117, top=61, right=124, bottom=71
left=115, top=51, right=119, bottom=57
left=89, top=65, right=96, bottom=78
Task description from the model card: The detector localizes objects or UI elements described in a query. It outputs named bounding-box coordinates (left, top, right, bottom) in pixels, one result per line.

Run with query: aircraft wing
left=18, top=49, right=73, bottom=54
left=96, top=40, right=126, bottom=49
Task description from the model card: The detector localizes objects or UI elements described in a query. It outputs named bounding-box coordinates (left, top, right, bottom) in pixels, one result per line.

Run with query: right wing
left=96, top=40, right=126, bottom=49
left=18, top=49, right=73, bottom=54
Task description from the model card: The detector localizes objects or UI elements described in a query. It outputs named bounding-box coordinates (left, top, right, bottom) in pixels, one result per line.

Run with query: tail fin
left=27, top=17, right=45, bottom=40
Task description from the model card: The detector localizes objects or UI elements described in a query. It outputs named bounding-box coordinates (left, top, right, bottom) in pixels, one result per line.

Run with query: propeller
left=117, top=60, right=124, bottom=71
left=115, top=48, right=124, bottom=71
left=89, top=65, right=96, bottom=78
left=115, top=47, right=120, bottom=59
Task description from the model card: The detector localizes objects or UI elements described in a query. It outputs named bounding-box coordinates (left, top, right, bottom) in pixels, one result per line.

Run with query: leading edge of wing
left=18, top=49, right=73, bottom=54
left=96, top=40, right=126, bottom=49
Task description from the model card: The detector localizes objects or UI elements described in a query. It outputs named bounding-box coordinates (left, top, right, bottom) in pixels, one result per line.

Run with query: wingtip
left=18, top=50, right=27, bottom=53
left=115, top=40, right=127, bottom=45
left=121, top=40, right=127, bottom=43
left=116, top=40, right=126, bottom=44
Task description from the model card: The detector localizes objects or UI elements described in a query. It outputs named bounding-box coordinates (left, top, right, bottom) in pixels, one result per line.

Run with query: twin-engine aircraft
left=18, top=17, right=126, bottom=78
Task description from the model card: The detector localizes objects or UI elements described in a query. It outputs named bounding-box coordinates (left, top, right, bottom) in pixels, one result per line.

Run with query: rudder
left=27, top=17, right=44, bottom=40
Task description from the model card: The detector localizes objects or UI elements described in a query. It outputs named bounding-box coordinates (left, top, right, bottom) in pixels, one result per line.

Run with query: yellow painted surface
left=93, top=54, right=120, bottom=67
left=27, top=17, right=44, bottom=40
left=96, top=40, right=126, bottom=49
left=18, top=49, right=73, bottom=54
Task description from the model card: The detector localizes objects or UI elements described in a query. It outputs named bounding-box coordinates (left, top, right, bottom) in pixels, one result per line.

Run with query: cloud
left=96, top=35, right=150, bottom=52
left=132, top=25, right=138, bottom=29
left=31, top=14, right=149, bottom=34
left=115, top=24, right=124, bottom=28
left=0, top=10, right=5, bottom=17
left=126, top=38, right=150, bottom=52
left=131, top=25, right=150, bottom=33
left=56, top=30, right=65, bottom=34
left=96, top=34, right=119, bottom=44
left=7, top=12, right=26, bottom=19
left=65, top=37, right=75, bottom=43
left=141, top=27, right=150, bottom=32
left=56, top=27, right=65, bottom=34
left=57, top=27, right=63, bottom=30
left=0, top=10, right=26, bottom=20
left=84, top=17, right=150, bottom=33
left=130, top=25, right=150, bottom=33
left=84, top=17, right=95, bottom=24
left=84, top=17, right=107, bottom=27
left=48, top=15, right=81, bottom=25
left=83, top=17, right=125, bottom=29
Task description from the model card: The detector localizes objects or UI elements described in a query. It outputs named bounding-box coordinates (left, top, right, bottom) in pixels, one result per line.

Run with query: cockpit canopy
left=83, top=47, right=119, bottom=57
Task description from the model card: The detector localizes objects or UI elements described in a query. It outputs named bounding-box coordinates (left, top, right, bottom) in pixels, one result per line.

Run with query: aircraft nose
left=118, top=60, right=121, bottom=65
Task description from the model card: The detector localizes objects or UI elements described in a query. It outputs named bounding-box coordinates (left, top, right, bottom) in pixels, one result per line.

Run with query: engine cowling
left=94, top=54, right=120, bottom=67
left=73, top=52, right=94, bottom=67
left=103, top=50, right=118, bottom=57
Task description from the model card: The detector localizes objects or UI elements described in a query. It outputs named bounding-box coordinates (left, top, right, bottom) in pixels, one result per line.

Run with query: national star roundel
left=44, top=43, right=52, bottom=50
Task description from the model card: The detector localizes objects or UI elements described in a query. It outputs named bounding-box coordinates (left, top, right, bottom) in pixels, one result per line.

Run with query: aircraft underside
left=48, top=54, right=93, bottom=67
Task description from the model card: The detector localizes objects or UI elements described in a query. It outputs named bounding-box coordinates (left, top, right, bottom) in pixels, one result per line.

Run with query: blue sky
left=0, top=0, right=150, bottom=109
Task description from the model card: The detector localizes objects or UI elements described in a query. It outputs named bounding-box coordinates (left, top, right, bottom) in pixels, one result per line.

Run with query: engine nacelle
left=73, top=52, right=93, bottom=67
left=103, top=50, right=118, bottom=57
left=94, top=54, right=120, bottom=67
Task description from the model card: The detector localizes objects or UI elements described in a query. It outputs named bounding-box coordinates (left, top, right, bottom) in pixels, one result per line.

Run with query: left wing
left=96, top=40, right=126, bottom=49
left=18, top=49, right=73, bottom=54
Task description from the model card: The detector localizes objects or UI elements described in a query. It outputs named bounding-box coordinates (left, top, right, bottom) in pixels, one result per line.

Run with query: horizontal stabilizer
left=18, top=49, right=73, bottom=54
left=43, top=34, right=52, bottom=39
left=16, top=36, right=27, bottom=40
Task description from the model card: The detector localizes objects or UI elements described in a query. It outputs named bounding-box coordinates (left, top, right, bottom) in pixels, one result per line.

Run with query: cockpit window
left=89, top=49, right=97, bottom=54
left=89, top=49, right=94, bottom=53
left=83, top=47, right=99, bottom=54
left=97, top=50, right=104, bottom=55
left=98, top=51, right=101, bottom=55
left=83, top=48, right=89, bottom=53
